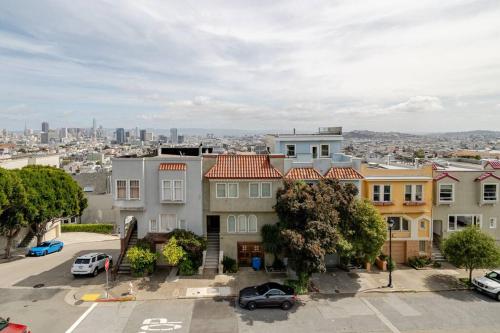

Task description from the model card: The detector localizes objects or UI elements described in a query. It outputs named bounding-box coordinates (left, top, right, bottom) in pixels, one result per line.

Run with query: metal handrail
left=111, top=219, right=137, bottom=279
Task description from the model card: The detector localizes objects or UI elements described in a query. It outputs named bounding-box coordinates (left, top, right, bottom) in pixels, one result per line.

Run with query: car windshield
left=39, top=242, right=51, bottom=247
left=75, top=258, right=90, bottom=264
left=257, top=284, right=270, bottom=295
left=485, top=272, right=500, bottom=283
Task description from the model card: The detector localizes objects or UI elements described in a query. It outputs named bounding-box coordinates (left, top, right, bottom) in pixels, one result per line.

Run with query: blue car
left=27, top=240, right=64, bottom=256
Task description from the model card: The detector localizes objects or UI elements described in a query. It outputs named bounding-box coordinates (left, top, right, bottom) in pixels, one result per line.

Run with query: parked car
left=71, top=253, right=113, bottom=277
left=472, top=270, right=500, bottom=301
left=0, top=317, right=30, bottom=333
left=239, top=282, right=296, bottom=310
left=26, top=240, right=63, bottom=256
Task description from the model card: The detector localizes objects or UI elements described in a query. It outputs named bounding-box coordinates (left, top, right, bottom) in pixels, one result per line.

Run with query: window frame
left=128, top=179, right=140, bottom=200
left=173, top=180, right=184, bottom=201
left=320, top=144, right=330, bottom=157
left=285, top=144, right=296, bottom=157
left=447, top=214, right=481, bottom=232
left=216, top=183, right=227, bottom=198
left=387, top=216, right=410, bottom=232
left=438, top=183, right=454, bottom=203
left=248, top=215, right=258, bottom=233
left=249, top=182, right=260, bottom=198
left=489, top=217, right=497, bottom=229
left=159, top=213, right=177, bottom=233
left=404, top=184, right=424, bottom=202
left=115, top=179, right=128, bottom=200
left=260, top=182, right=272, bottom=198
left=310, top=145, right=319, bottom=159
left=149, top=219, right=158, bottom=232
left=162, top=180, right=173, bottom=201
left=227, top=215, right=236, bottom=233
left=482, top=183, right=498, bottom=202
left=237, top=215, right=247, bottom=232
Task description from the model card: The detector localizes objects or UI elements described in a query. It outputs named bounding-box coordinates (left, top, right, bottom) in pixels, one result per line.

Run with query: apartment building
left=432, top=160, right=500, bottom=245
left=360, top=163, right=434, bottom=263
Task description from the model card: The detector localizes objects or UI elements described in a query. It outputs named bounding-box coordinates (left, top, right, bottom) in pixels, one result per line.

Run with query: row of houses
left=112, top=128, right=500, bottom=274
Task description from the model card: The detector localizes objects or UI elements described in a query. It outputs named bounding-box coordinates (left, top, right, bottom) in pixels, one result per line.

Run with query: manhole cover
left=347, top=273, right=359, bottom=279
left=33, top=283, right=44, bottom=288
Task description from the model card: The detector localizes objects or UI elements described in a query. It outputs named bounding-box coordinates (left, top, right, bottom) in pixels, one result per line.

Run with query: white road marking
left=65, top=302, right=98, bottom=333
left=361, top=298, right=401, bottom=333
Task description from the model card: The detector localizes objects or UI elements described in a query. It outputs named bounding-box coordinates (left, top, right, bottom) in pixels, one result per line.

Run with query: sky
left=1, top=0, right=500, bottom=132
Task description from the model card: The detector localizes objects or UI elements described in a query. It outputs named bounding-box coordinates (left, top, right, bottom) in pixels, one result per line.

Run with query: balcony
left=372, top=201, right=394, bottom=206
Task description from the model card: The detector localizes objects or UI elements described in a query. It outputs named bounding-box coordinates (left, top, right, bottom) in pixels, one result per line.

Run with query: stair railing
left=112, top=219, right=137, bottom=280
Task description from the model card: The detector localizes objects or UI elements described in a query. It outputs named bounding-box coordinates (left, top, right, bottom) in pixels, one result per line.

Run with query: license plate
left=79, top=266, right=83, bottom=269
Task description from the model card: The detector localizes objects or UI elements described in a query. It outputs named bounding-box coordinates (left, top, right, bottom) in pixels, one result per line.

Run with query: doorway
left=311, top=145, right=318, bottom=159
left=207, top=215, right=220, bottom=233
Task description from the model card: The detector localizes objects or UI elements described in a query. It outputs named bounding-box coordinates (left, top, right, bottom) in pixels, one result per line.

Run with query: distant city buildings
left=116, top=128, right=125, bottom=144
left=42, top=121, right=49, bottom=133
left=170, top=128, right=178, bottom=144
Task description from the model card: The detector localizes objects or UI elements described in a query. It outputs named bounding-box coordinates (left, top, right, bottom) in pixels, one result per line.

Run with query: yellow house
left=360, top=163, right=433, bottom=263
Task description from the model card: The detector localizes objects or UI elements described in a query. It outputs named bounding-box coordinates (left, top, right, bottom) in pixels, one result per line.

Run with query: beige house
left=203, top=154, right=285, bottom=267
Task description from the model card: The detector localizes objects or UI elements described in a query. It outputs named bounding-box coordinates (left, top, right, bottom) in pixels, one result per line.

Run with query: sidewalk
left=56, top=232, right=119, bottom=245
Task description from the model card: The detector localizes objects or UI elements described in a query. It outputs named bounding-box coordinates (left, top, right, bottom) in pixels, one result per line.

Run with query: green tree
left=0, top=168, right=28, bottom=258
left=16, top=166, right=88, bottom=246
left=261, top=223, right=283, bottom=265
left=442, top=226, right=500, bottom=283
left=413, top=149, right=425, bottom=159
left=162, top=236, right=186, bottom=266
left=126, top=246, right=158, bottom=276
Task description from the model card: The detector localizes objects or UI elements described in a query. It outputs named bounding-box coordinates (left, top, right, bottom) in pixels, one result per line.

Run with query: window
left=249, top=183, right=260, bottom=198
left=261, top=183, right=272, bottom=198
left=387, top=216, right=409, bottom=231
left=160, top=214, right=176, bottom=232
left=311, top=145, right=318, bottom=159
left=149, top=219, right=158, bottom=232
left=439, top=184, right=453, bottom=202
left=383, top=185, right=391, bottom=202
left=415, top=185, right=423, bottom=201
left=129, top=180, right=140, bottom=200
left=483, top=184, right=498, bottom=202
left=116, top=180, right=127, bottom=200
left=227, top=216, right=236, bottom=233
left=178, top=219, right=186, bottom=230
left=405, top=184, right=424, bottom=202
left=320, top=144, right=329, bottom=157
left=419, top=241, right=426, bottom=253
left=373, top=185, right=380, bottom=202
left=405, top=185, right=412, bottom=201
left=238, top=215, right=247, bottom=232
left=248, top=215, right=258, bottom=232
left=173, top=180, right=183, bottom=201
left=448, top=215, right=481, bottom=231
left=286, top=144, right=296, bottom=157
left=162, top=180, right=172, bottom=201
left=216, top=183, right=226, bottom=198
left=489, top=217, right=497, bottom=229
left=420, top=220, right=426, bottom=230
left=228, top=183, right=238, bottom=198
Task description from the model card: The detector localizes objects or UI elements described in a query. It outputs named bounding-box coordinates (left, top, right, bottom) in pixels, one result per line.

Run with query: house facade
left=202, top=154, right=284, bottom=266
left=432, top=161, right=500, bottom=245
left=360, top=163, right=433, bottom=263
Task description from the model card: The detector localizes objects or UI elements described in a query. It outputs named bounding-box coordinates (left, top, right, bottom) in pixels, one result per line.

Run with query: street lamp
left=387, top=219, right=394, bottom=288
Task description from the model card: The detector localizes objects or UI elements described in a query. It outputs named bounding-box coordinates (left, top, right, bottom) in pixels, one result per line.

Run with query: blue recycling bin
left=251, top=256, right=262, bottom=271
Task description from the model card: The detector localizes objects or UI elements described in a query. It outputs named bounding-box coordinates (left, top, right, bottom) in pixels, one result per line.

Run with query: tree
left=0, top=168, right=28, bottom=258
left=413, top=149, right=425, bottom=159
left=261, top=223, right=283, bottom=265
left=16, top=166, right=88, bottom=246
left=162, top=236, right=186, bottom=266
left=442, top=226, right=500, bottom=283
left=275, top=180, right=340, bottom=287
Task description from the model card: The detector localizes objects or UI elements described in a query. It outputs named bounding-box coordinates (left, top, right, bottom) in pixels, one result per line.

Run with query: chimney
left=293, top=128, right=296, bottom=135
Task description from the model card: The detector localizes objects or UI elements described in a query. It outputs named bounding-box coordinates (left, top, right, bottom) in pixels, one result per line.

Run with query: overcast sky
left=1, top=0, right=500, bottom=132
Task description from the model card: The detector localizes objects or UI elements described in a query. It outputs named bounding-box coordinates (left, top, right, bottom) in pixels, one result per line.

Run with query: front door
left=207, top=215, right=220, bottom=233
left=311, top=145, right=318, bottom=159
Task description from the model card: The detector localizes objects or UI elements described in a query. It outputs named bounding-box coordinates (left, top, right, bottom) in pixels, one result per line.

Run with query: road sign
left=105, top=257, right=110, bottom=272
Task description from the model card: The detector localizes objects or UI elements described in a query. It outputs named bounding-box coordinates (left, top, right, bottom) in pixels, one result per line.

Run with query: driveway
left=0, top=238, right=119, bottom=288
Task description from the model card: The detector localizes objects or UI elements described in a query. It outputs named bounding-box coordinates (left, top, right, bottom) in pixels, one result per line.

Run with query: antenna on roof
left=293, top=128, right=296, bottom=135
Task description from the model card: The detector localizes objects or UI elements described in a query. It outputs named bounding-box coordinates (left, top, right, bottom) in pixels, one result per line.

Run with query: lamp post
left=387, top=219, right=394, bottom=288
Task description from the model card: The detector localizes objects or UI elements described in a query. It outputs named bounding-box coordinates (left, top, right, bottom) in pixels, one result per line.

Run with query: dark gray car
left=238, top=282, right=296, bottom=310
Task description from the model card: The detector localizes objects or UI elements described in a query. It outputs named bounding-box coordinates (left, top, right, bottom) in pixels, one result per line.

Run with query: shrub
left=169, top=229, right=206, bottom=268
left=285, top=279, right=308, bottom=295
left=387, top=258, right=396, bottom=271
left=126, top=246, right=158, bottom=276
left=379, top=253, right=388, bottom=261
left=179, top=258, right=196, bottom=276
left=162, top=237, right=186, bottom=266
left=408, top=256, right=432, bottom=269
left=222, top=255, right=237, bottom=273
left=61, top=223, right=114, bottom=234
left=432, top=261, right=442, bottom=268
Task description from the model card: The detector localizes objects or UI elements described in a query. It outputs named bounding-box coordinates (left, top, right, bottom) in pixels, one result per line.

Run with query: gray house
left=433, top=160, right=500, bottom=245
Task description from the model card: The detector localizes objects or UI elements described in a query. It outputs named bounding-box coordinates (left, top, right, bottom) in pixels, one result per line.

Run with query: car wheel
left=497, top=292, right=500, bottom=302
left=58, top=247, right=62, bottom=252
left=281, top=301, right=292, bottom=310
left=73, top=274, right=79, bottom=278
left=109, top=260, right=113, bottom=267
left=44, top=251, right=48, bottom=256
left=247, top=302, right=257, bottom=311
left=92, top=268, right=98, bottom=277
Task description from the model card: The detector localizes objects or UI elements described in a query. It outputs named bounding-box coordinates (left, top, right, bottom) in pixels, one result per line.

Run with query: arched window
left=227, top=215, right=236, bottom=233
left=248, top=215, right=258, bottom=233
left=238, top=215, right=247, bottom=232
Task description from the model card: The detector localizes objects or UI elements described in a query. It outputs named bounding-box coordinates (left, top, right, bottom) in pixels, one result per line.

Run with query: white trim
left=489, top=217, right=497, bottom=229
left=249, top=182, right=260, bottom=198
left=115, top=179, right=127, bottom=200
left=237, top=215, right=247, bottom=232
left=404, top=184, right=424, bottom=202
left=216, top=183, right=227, bottom=198
left=310, top=145, right=319, bottom=159
left=159, top=213, right=177, bottom=233
left=365, top=176, right=432, bottom=181
left=227, top=215, right=236, bottom=233
left=320, top=144, right=330, bottom=157
left=285, top=144, right=296, bottom=157
left=482, top=183, right=498, bottom=203
left=372, top=184, right=391, bottom=202
left=248, top=215, right=258, bottom=233
left=227, top=183, right=239, bottom=198
left=386, top=216, right=410, bottom=232
left=261, top=182, right=272, bottom=198
left=149, top=219, right=158, bottom=232
left=447, top=214, right=482, bottom=232
left=438, top=183, right=454, bottom=204
left=128, top=179, right=141, bottom=200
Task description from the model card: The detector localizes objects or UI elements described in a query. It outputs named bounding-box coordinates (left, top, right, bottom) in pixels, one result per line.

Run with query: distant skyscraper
left=92, top=118, right=97, bottom=138
left=59, top=128, right=68, bottom=139
left=116, top=128, right=125, bottom=144
left=170, top=128, right=178, bottom=144
left=135, top=127, right=140, bottom=138
left=42, top=121, right=49, bottom=133
left=40, top=132, right=49, bottom=144
left=140, top=129, right=146, bottom=141
left=178, top=135, right=184, bottom=144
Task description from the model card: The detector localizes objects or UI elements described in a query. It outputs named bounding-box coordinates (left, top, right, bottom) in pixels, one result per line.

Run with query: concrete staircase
left=117, top=227, right=138, bottom=275
left=18, top=230, right=35, bottom=248
left=431, top=240, right=446, bottom=263
left=203, top=233, right=220, bottom=276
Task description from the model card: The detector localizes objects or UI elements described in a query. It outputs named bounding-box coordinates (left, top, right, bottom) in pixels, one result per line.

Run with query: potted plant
left=375, top=253, right=388, bottom=271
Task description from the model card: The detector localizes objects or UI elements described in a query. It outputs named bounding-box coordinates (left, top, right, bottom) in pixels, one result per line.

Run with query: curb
left=94, top=296, right=136, bottom=302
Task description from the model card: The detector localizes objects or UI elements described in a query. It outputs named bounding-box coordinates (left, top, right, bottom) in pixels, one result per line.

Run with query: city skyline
left=1, top=1, right=500, bottom=132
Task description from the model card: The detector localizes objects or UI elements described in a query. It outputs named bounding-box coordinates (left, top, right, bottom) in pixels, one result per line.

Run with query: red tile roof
left=159, top=163, right=186, bottom=171
left=324, top=167, right=363, bottom=180
left=484, top=160, right=500, bottom=169
left=204, top=155, right=282, bottom=179
left=475, top=172, right=500, bottom=182
left=434, top=172, right=459, bottom=182
left=284, top=167, right=323, bottom=180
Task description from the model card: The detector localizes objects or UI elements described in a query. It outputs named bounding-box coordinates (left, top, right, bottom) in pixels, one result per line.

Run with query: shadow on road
left=423, top=274, right=498, bottom=302
left=13, top=248, right=120, bottom=288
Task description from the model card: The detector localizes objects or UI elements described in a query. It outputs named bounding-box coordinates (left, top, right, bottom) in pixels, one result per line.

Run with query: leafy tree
left=15, top=166, right=87, bottom=246
left=162, top=236, right=186, bottom=266
left=0, top=169, right=28, bottom=258
left=413, top=149, right=425, bottom=159
left=261, top=224, right=283, bottom=265
left=442, top=226, right=500, bottom=283
left=126, top=246, right=158, bottom=276
left=275, top=180, right=340, bottom=287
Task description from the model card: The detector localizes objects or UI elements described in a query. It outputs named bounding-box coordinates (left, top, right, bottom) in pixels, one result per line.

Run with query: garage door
left=237, top=242, right=264, bottom=267
left=390, top=241, right=406, bottom=264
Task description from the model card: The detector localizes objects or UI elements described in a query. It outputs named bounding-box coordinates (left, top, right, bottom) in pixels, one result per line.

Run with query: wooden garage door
left=237, top=242, right=264, bottom=267
left=390, top=241, right=406, bottom=264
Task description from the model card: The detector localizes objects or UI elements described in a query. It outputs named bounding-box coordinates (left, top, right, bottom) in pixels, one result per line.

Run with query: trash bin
left=251, top=256, right=262, bottom=271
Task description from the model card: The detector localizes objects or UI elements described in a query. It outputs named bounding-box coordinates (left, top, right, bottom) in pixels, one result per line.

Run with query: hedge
left=61, top=223, right=115, bottom=234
